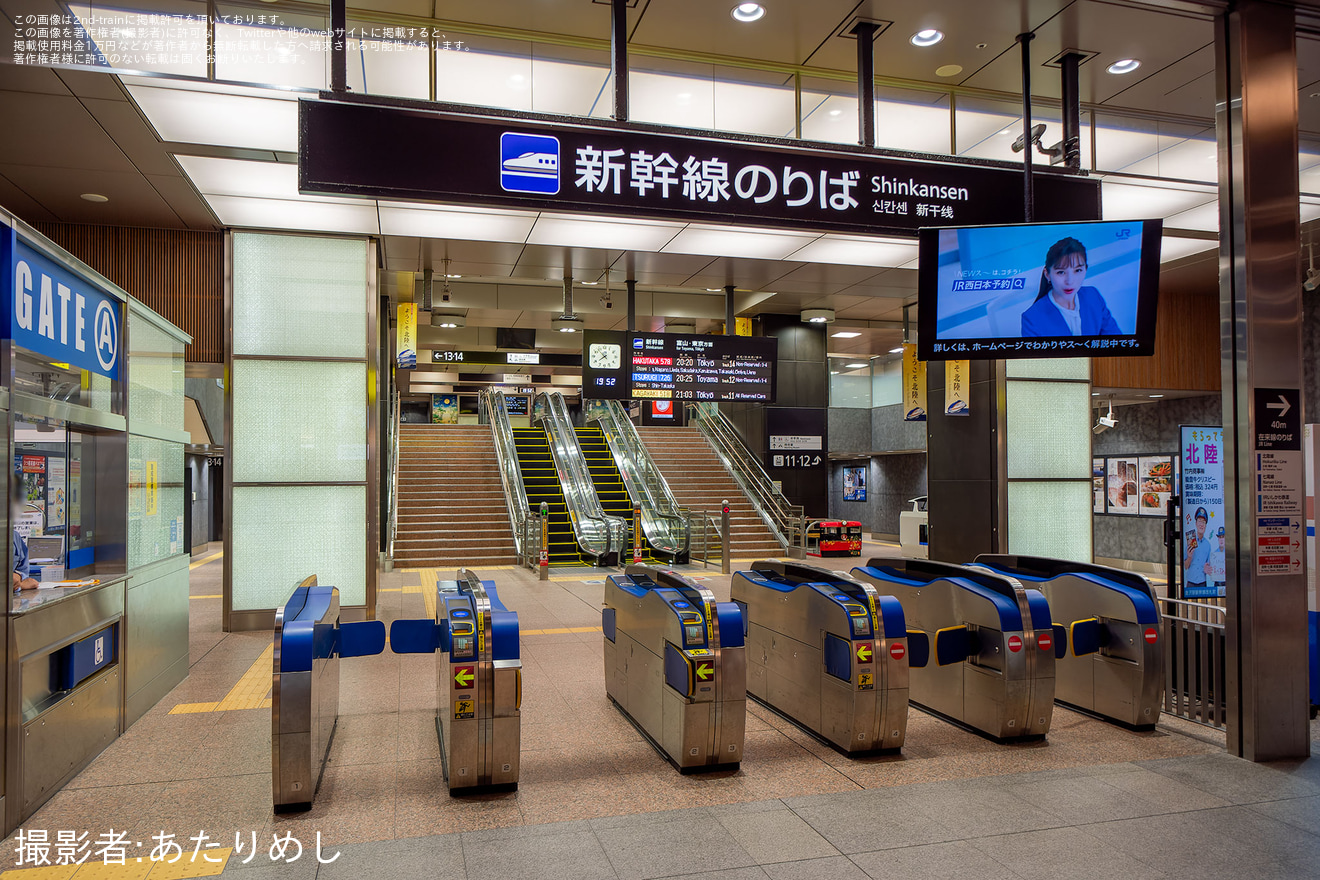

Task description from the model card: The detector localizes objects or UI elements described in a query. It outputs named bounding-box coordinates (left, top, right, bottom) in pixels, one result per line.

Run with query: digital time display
left=581, top=330, right=777, bottom=403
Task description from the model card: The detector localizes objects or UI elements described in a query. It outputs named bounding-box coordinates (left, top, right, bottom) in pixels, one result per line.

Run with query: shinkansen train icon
left=500, top=132, right=561, bottom=194
left=502, top=152, right=558, bottom=178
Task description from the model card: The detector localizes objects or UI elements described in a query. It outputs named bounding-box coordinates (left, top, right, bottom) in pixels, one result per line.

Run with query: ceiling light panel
left=787, top=235, right=918, bottom=268
left=874, top=96, right=953, bottom=154
left=1101, top=180, right=1215, bottom=220
left=530, top=57, right=612, bottom=118
left=377, top=203, right=537, bottom=243
left=713, top=79, right=797, bottom=138
left=1159, top=235, right=1216, bottom=263
left=205, top=195, right=380, bottom=235
left=799, top=93, right=858, bottom=145
left=175, top=156, right=373, bottom=206
left=629, top=71, right=716, bottom=130
left=213, top=22, right=328, bottom=90
left=663, top=224, right=820, bottom=260
left=124, top=82, right=300, bottom=152
left=527, top=213, right=685, bottom=251
left=1163, top=201, right=1220, bottom=232
left=435, top=42, right=533, bottom=110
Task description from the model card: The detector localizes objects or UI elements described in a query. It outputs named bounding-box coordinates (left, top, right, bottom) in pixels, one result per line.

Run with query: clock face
left=589, top=343, right=621, bottom=370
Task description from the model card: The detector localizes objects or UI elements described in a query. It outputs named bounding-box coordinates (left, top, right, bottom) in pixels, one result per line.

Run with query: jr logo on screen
left=500, top=132, right=560, bottom=194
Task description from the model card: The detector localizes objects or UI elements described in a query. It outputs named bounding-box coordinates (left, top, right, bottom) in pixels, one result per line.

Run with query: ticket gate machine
left=272, top=579, right=386, bottom=812
left=852, top=559, right=1055, bottom=741
left=972, top=555, right=1164, bottom=729
left=730, top=560, right=926, bottom=755
left=603, top=565, right=746, bottom=772
left=391, top=569, right=522, bottom=793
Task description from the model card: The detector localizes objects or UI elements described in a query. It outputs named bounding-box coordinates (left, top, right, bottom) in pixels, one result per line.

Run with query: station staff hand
left=12, top=571, right=38, bottom=591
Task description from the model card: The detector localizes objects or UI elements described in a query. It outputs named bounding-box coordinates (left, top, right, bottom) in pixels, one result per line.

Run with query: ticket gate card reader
left=603, top=565, right=746, bottom=772
left=272, top=580, right=386, bottom=812
left=731, top=560, right=926, bottom=755
left=852, top=558, right=1055, bottom=742
left=973, top=555, right=1163, bottom=729
left=390, top=569, right=522, bottom=794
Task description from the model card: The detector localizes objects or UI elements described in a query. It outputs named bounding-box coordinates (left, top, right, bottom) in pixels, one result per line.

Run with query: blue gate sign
left=5, top=227, right=122, bottom=380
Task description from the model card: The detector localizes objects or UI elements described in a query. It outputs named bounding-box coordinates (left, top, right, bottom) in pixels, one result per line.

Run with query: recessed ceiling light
left=801, top=308, right=835, bottom=324
left=831, top=331, right=862, bottom=338
left=910, top=28, right=944, bottom=47
left=976, top=42, right=988, bottom=49
left=1107, top=58, right=1141, bottom=75
left=846, top=362, right=868, bottom=369
left=889, top=346, right=904, bottom=354
left=731, top=2, right=765, bottom=23
left=706, top=288, right=721, bottom=292
left=1149, top=394, right=1164, bottom=398
left=581, top=281, right=599, bottom=285
left=829, top=109, right=842, bottom=117
left=80, top=193, right=109, bottom=202
left=935, top=64, right=963, bottom=77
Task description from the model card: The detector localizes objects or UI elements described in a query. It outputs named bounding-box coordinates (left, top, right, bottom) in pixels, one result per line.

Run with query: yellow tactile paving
left=166, top=702, right=219, bottom=715
left=0, top=866, right=78, bottom=880
left=521, top=627, right=602, bottom=636
left=187, top=552, right=223, bottom=571
left=169, top=644, right=272, bottom=715
left=140, top=849, right=230, bottom=880
left=65, top=858, right=153, bottom=880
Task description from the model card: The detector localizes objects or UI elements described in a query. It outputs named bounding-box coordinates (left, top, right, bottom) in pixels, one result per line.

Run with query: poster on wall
left=1138, top=455, right=1173, bottom=517
left=944, top=360, right=969, bottom=416
left=843, top=466, right=867, bottom=502
left=47, top=456, right=66, bottom=529
left=1105, top=456, right=1139, bottom=515
left=396, top=302, right=418, bottom=370
left=902, top=344, right=926, bottom=421
left=1180, top=425, right=1226, bottom=599
left=1093, top=458, right=1105, bottom=513
left=431, top=394, right=458, bottom=424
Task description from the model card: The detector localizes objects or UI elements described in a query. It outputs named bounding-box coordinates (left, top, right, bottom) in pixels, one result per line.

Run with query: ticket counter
left=2, top=209, right=191, bottom=833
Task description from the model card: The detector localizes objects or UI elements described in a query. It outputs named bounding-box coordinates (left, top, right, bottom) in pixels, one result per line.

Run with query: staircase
left=635, top=426, right=785, bottom=560
left=393, top=424, right=517, bottom=568
left=575, top=426, right=654, bottom=562
left=511, top=427, right=584, bottom=564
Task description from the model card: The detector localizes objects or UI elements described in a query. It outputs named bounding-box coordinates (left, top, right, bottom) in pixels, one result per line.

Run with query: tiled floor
left=8, top=545, right=1319, bottom=880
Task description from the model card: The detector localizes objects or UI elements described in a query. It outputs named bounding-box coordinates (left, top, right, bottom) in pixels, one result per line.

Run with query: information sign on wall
left=1181, top=426, right=1226, bottom=599
left=581, top=329, right=776, bottom=402
left=944, top=360, right=968, bottom=416
left=396, top=302, right=418, bottom=370
left=902, top=344, right=926, bottom=422
left=1252, top=389, right=1303, bottom=577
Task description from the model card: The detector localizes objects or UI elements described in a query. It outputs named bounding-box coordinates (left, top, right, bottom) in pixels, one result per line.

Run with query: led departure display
left=582, top=330, right=777, bottom=403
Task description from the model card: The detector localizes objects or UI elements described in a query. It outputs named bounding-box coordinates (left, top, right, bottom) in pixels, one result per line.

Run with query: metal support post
left=330, top=0, right=346, bottom=93
left=1059, top=51, right=1083, bottom=170
left=721, top=501, right=731, bottom=575
left=539, top=501, right=550, bottom=581
left=633, top=505, right=642, bottom=563
left=611, top=0, right=629, bottom=121
left=626, top=278, right=637, bottom=333
left=853, top=21, right=877, bottom=148
left=1016, top=32, right=1035, bottom=220
left=725, top=285, right=736, bottom=335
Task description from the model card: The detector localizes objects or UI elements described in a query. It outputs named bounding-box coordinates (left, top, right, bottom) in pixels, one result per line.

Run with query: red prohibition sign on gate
left=889, top=642, right=905, bottom=661
left=1144, top=627, right=1158, bottom=645
left=1037, top=631, right=1053, bottom=652
left=1007, top=635, right=1023, bottom=653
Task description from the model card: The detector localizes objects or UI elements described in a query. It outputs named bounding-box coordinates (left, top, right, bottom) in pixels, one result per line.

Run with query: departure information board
left=581, top=330, right=777, bottom=402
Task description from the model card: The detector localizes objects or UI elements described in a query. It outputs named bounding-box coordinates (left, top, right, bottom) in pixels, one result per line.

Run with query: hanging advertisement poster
left=1180, top=425, right=1226, bottom=599
left=843, top=466, right=867, bottom=502
left=1105, top=456, right=1139, bottom=515
left=47, top=456, right=66, bottom=528
left=397, top=302, right=418, bottom=370
left=1093, top=458, right=1105, bottom=513
left=902, top=344, right=926, bottom=421
left=944, top=360, right=969, bottom=416
left=431, top=394, right=459, bottom=425
left=1138, top=455, right=1173, bottom=517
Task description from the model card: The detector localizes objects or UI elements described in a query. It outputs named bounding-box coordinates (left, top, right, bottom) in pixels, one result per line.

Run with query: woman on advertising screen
left=1019, top=237, right=1122, bottom=338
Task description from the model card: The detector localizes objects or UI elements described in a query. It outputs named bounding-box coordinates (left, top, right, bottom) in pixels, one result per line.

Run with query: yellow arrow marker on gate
left=454, top=667, right=475, bottom=688
left=695, top=662, right=713, bottom=681
left=856, top=643, right=873, bottom=664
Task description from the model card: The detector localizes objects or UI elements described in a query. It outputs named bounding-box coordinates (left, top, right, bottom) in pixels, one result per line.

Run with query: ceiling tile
left=0, top=164, right=177, bottom=225
left=0, top=91, right=134, bottom=171
left=0, top=64, right=72, bottom=95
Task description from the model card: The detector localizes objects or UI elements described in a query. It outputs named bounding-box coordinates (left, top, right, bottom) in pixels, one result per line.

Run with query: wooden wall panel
left=30, top=223, right=223, bottom=363
left=1093, top=262, right=1221, bottom=392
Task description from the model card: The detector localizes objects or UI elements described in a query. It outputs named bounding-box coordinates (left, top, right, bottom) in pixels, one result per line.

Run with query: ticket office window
left=11, top=345, right=124, bottom=418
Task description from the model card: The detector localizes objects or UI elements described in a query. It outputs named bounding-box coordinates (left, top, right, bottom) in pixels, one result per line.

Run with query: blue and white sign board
left=3, top=225, right=122, bottom=380
left=1180, top=425, right=1226, bottom=599
left=499, top=132, right=561, bottom=195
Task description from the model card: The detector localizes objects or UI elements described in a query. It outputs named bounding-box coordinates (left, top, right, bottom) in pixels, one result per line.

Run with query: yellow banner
left=145, top=460, right=158, bottom=516
left=735, top=317, right=752, bottom=337
left=902, top=344, right=926, bottom=422
left=945, top=360, right=970, bottom=416
left=397, top=302, right=418, bottom=370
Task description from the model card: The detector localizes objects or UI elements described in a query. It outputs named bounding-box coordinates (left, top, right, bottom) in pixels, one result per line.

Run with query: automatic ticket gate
left=272, top=578, right=386, bottom=812
left=972, top=555, right=1163, bottom=729
left=731, top=560, right=925, bottom=754
left=392, top=569, right=522, bottom=793
left=603, top=565, right=746, bottom=772
left=852, top=559, right=1055, bottom=741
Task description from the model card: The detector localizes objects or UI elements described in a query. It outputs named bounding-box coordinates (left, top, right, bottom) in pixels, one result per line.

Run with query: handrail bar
left=480, top=388, right=532, bottom=557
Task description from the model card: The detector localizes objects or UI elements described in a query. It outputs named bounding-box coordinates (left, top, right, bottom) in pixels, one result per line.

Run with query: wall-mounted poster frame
left=1093, top=452, right=1178, bottom=516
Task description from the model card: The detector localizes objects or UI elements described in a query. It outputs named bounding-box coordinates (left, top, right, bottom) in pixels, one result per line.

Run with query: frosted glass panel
left=128, top=312, right=186, bottom=433
left=231, top=485, right=366, bottom=609
left=1008, top=481, right=1092, bottom=562
left=232, top=233, right=368, bottom=358
left=128, top=436, right=185, bottom=569
left=231, top=360, right=367, bottom=483
left=1006, top=379, right=1092, bottom=479
left=1007, top=358, right=1090, bottom=380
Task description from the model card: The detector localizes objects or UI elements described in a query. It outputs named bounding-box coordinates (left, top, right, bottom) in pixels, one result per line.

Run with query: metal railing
left=685, top=402, right=805, bottom=555
left=480, top=388, right=533, bottom=558
left=585, top=399, right=689, bottom=561
left=385, top=387, right=401, bottom=561
left=680, top=508, right=724, bottom=568
left=1159, top=596, right=1227, bottom=729
left=534, top=391, right=627, bottom=563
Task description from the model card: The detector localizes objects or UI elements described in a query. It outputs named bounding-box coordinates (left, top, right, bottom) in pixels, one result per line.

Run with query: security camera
left=1305, top=268, right=1319, bottom=293
left=1093, top=401, right=1117, bottom=434
left=1012, top=122, right=1065, bottom=164
left=440, top=289, right=452, bottom=304
left=601, top=295, right=613, bottom=309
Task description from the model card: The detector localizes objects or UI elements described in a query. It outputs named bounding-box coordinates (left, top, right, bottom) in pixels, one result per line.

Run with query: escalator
left=511, top=427, right=583, bottom=564
left=575, top=425, right=653, bottom=562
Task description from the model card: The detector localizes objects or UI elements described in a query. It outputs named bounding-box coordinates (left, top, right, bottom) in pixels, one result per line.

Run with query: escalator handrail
left=480, top=388, right=531, bottom=557
left=685, top=402, right=802, bottom=550
left=533, top=391, right=627, bottom=561
left=585, top=400, right=690, bottom=556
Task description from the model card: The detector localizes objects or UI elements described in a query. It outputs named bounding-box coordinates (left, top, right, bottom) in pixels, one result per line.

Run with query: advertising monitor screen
left=917, top=219, right=1162, bottom=360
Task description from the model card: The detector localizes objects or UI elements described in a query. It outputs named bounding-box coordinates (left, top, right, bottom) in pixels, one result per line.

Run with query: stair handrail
left=685, top=401, right=804, bottom=552
left=533, top=391, right=627, bottom=562
left=386, top=385, right=401, bottom=561
left=584, top=399, right=690, bottom=559
left=480, top=388, right=532, bottom=557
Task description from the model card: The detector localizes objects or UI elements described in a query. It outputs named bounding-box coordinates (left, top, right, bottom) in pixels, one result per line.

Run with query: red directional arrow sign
left=453, top=666, right=475, bottom=690
left=856, top=642, right=874, bottom=664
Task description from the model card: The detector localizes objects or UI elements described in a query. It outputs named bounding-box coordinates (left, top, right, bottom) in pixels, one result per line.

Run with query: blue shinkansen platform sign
left=2, top=226, right=122, bottom=380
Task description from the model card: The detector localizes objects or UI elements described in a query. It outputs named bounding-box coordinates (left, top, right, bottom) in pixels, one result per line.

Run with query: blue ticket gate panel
left=852, top=559, right=1055, bottom=741
left=391, top=569, right=522, bottom=793
left=973, top=555, right=1164, bottom=729
left=603, top=565, right=745, bottom=772
left=731, top=560, right=921, bottom=754
left=272, top=579, right=385, bottom=812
